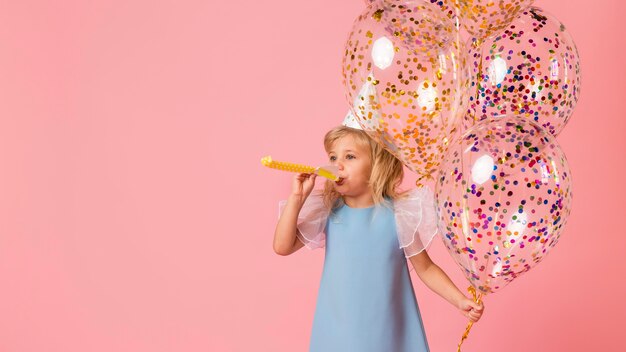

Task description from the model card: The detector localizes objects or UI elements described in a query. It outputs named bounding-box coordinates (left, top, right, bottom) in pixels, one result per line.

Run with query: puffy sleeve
left=394, top=186, right=439, bottom=258
left=278, top=192, right=330, bottom=250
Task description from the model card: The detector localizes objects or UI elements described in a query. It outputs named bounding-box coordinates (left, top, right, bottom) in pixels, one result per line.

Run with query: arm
left=272, top=173, right=317, bottom=256
left=409, top=250, right=485, bottom=322
left=273, top=194, right=307, bottom=256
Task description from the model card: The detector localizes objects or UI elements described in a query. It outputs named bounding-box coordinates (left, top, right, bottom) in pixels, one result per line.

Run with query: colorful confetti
left=465, top=7, right=581, bottom=137
left=436, top=115, right=573, bottom=294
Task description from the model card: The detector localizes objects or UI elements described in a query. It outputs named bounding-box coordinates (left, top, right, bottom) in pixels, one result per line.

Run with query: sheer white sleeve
left=278, top=193, right=329, bottom=250
left=394, top=186, right=439, bottom=258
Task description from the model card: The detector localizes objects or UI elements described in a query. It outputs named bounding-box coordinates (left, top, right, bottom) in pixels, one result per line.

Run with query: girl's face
left=327, top=135, right=372, bottom=197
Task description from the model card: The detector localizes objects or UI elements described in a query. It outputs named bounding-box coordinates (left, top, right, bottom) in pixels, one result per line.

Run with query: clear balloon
left=436, top=115, right=573, bottom=295
left=456, top=0, right=535, bottom=41
left=343, top=0, right=471, bottom=182
left=369, top=0, right=455, bottom=17
left=465, top=7, right=581, bottom=137
left=431, top=0, right=457, bottom=22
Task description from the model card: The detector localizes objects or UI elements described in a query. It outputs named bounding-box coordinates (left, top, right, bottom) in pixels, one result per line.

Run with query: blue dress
left=308, top=202, right=430, bottom=352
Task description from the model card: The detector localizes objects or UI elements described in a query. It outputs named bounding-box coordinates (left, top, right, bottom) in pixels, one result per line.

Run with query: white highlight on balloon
left=507, top=211, right=528, bottom=237
left=550, top=159, right=560, bottom=185
left=528, top=80, right=543, bottom=100
left=492, top=257, right=502, bottom=277
left=471, top=154, right=495, bottom=185
left=550, top=57, right=559, bottom=79
left=438, top=53, right=447, bottom=75
left=416, top=80, right=438, bottom=113
left=533, top=157, right=556, bottom=185
left=371, top=37, right=395, bottom=70
left=488, top=56, right=507, bottom=85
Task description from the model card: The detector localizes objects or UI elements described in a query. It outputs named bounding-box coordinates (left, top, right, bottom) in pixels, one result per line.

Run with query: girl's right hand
left=291, top=173, right=317, bottom=199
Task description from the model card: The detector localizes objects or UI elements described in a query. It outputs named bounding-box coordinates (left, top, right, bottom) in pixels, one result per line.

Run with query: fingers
left=293, top=173, right=317, bottom=195
left=293, top=173, right=307, bottom=183
left=295, top=172, right=315, bottom=180
left=470, top=301, right=484, bottom=312
left=463, top=304, right=484, bottom=322
left=463, top=310, right=480, bottom=322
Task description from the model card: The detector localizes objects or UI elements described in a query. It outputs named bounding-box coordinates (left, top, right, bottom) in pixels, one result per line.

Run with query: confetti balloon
left=367, top=0, right=454, bottom=17
left=343, top=0, right=471, bottom=182
left=432, top=0, right=457, bottom=22
left=456, top=0, right=535, bottom=41
left=436, top=115, right=573, bottom=294
left=465, top=7, right=581, bottom=136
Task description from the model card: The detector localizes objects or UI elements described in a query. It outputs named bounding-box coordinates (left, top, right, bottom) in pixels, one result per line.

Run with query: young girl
left=273, top=125, right=484, bottom=351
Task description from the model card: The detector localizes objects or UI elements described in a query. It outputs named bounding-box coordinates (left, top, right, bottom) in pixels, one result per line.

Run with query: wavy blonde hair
left=320, top=126, right=405, bottom=209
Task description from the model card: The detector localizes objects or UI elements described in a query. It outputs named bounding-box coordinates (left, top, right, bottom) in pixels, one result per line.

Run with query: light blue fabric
left=308, top=202, right=430, bottom=352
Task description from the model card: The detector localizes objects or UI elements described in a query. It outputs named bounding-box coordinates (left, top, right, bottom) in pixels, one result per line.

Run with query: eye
left=346, top=154, right=356, bottom=160
left=329, top=155, right=337, bottom=161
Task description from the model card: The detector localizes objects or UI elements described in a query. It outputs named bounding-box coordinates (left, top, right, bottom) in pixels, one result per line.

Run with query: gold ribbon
left=415, top=173, right=435, bottom=188
left=457, top=286, right=483, bottom=352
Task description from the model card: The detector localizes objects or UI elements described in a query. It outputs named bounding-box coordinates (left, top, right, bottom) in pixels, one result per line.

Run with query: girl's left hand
left=458, top=297, right=485, bottom=323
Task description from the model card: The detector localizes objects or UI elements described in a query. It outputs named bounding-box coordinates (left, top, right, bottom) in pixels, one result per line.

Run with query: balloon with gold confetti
left=455, top=0, right=535, bottom=41
left=368, top=0, right=455, bottom=19
left=343, top=0, right=471, bottom=184
left=465, top=7, right=581, bottom=137
left=436, top=115, right=573, bottom=296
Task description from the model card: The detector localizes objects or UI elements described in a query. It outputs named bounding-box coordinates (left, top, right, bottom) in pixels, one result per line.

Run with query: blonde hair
left=320, top=126, right=405, bottom=209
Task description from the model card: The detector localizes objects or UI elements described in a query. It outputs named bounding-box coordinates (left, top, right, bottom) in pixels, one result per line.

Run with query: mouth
left=335, top=177, right=345, bottom=186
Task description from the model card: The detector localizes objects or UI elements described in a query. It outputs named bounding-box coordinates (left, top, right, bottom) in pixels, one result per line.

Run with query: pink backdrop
left=0, top=0, right=624, bottom=351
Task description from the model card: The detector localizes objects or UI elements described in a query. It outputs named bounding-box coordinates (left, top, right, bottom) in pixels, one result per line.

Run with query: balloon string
left=415, top=172, right=434, bottom=188
left=457, top=286, right=483, bottom=352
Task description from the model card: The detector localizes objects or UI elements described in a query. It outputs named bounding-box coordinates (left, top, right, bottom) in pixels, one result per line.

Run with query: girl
left=273, top=126, right=484, bottom=351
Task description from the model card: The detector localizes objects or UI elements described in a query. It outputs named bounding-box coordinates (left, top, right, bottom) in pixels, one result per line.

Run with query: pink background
left=0, top=0, right=624, bottom=351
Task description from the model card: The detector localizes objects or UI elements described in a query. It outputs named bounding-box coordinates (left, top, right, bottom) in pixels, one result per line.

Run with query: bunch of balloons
left=342, top=0, right=579, bottom=348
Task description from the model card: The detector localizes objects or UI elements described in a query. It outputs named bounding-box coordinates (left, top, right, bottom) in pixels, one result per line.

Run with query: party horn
left=261, top=156, right=339, bottom=181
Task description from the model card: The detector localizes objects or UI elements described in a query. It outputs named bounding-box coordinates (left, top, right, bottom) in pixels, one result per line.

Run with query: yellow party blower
left=261, top=155, right=339, bottom=181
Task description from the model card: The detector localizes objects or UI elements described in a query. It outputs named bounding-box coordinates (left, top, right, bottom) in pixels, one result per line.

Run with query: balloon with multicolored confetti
left=465, top=7, right=581, bottom=137
left=343, top=0, right=472, bottom=183
left=456, top=0, right=535, bottom=41
left=435, top=115, right=573, bottom=295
